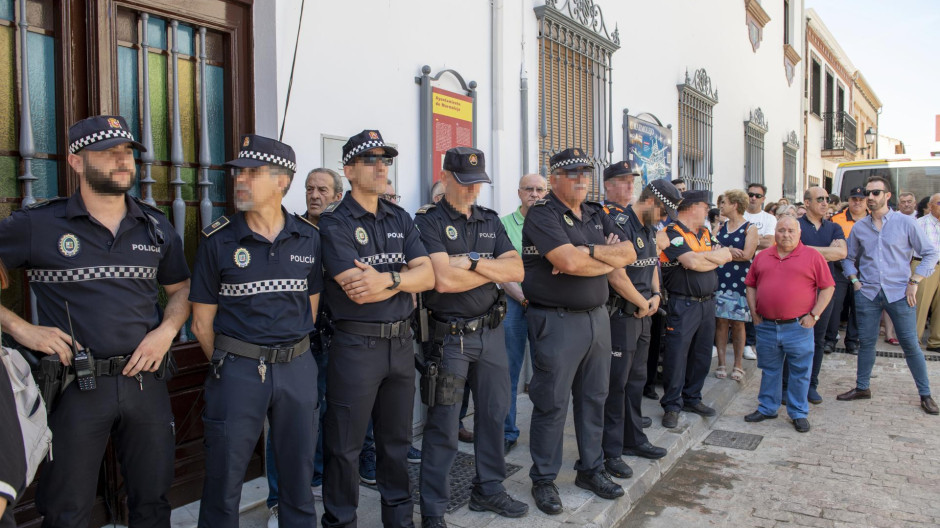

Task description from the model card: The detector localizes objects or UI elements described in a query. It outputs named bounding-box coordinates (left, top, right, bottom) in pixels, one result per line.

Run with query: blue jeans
left=502, top=297, right=528, bottom=442
left=854, top=289, right=932, bottom=396
left=266, top=347, right=329, bottom=507
left=756, top=320, right=814, bottom=419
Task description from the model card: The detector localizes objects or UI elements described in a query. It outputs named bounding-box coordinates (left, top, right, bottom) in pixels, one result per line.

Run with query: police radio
left=65, top=302, right=96, bottom=391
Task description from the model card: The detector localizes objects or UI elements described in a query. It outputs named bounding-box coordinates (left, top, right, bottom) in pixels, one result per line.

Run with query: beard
left=84, top=164, right=134, bottom=196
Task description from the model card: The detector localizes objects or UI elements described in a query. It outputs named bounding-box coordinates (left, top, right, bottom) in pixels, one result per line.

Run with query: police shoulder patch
left=202, top=215, right=230, bottom=238
left=24, top=197, right=66, bottom=210
left=532, top=199, right=549, bottom=207
left=320, top=201, right=341, bottom=215
left=294, top=213, right=319, bottom=230
left=670, top=236, right=685, bottom=247
left=614, top=213, right=629, bottom=227
left=415, top=203, right=437, bottom=215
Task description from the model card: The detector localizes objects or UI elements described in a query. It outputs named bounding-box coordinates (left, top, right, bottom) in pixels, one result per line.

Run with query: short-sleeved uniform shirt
left=798, top=215, right=845, bottom=276
left=521, top=192, right=620, bottom=310
left=318, top=192, right=428, bottom=323
left=659, top=220, right=718, bottom=297
left=745, top=242, right=834, bottom=319
left=189, top=210, right=323, bottom=346
left=605, top=202, right=657, bottom=296
left=0, top=192, right=191, bottom=358
left=415, top=198, right=515, bottom=319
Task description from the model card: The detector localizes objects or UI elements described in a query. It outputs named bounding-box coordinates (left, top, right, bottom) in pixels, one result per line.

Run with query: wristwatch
left=468, top=251, right=481, bottom=271
left=386, top=271, right=401, bottom=290
left=588, top=244, right=596, bottom=258
left=909, top=278, right=921, bottom=285
left=808, top=312, right=819, bottom=322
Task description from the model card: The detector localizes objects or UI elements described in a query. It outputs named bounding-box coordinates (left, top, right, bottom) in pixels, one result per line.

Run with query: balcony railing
left=822, top=111, right=857, bottom=153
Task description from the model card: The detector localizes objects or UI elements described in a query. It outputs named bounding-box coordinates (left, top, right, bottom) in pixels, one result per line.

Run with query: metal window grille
left=783, top=131, right=800, bottom=201
left=744, top=108, right=767, bottom=187
left=535, top=0, right=619, bottom=200
left=677, top=68, right=718, bottom=191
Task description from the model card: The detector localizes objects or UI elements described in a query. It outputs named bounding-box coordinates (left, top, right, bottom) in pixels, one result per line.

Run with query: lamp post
left=859, top=126, right=876, bottom=158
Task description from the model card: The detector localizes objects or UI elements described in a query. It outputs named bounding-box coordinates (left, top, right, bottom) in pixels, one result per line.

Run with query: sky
left=804, top=0, right=940, bottom=156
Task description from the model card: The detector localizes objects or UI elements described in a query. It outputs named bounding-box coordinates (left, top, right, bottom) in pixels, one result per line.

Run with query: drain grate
left=362, top=451, right=522, bottom=513
left=833, top=347, right=940, bottom=361
left=703, top=429, right=763, bottom=451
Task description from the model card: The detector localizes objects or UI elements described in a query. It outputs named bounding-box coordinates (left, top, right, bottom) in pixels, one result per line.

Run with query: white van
left=834, top=158, right=940, bottom=208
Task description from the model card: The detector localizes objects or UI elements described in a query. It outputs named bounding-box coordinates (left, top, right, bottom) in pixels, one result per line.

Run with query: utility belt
left=527, top=302, right=600, bottom=313
left=606, top=293, right=640, bottom=317
left=334, top=319, right=412, bottom=339
left=214, top=334, right=310, bottom=363
left=428, top=300, right=507, bottom=343
left=669, top=293, right=715, bottom=303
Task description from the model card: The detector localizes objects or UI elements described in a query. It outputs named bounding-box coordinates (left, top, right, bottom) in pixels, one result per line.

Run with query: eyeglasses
left=864, top=189, right=885, bottom=197
left=520, top=186, right=547, bottom=194
left=748, top=193, right=764, bottom=199
left=380, top=193, right=400, bottom=202
left=813, top=196, right=830, bottom=203
left=356, top=155, right=394, bottom=166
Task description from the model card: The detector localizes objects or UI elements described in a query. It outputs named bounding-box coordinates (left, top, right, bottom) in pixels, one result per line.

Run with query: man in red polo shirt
left=743, top=216, right=834, bottom=432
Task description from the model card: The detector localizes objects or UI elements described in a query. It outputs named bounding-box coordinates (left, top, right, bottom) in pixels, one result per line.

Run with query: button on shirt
left=798, top=215, right=845, bottom=276
left=607, top=204, right=657, bottom=295
left=319, top=192, right=428, bottom=323
left=416, top=198, right=515, bottom=319
left=189, top=210, right=323, bottom=346
left=915, top=214, right=940, bottom=260
left=660, top=221, right=718, bottom=297
left=843, top=209, right=939, bottom=303
left=521, top=192, right=620, bottom=310
left=0, top=192, right=190, bottom=358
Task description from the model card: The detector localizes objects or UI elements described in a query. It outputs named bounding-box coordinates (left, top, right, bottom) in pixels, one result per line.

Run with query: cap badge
left=368, top=131, right=379, bottom=140
left=445, top=225, right=458, bottom=240
left=242, top=136, right=250, bottom=147
left=636, top=237, right=645, bottom=249
left=355, top=226, right=369, bottom=245
left=563, top=214, right=574, bottom=227
left=58, top=233, right=80, bottom=258
left=107, top=118, right=122, bottom=129
left=233, top=248, right=251, bottom=268
left=468, top=154, right=478, bottom=166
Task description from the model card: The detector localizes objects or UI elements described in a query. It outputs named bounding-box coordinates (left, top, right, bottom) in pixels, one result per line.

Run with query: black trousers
left=603, top=313, right=651, bottom=459
left=660, top=297, right=716, bottom=412
left=826, top=276, right=859, bottom=348
left=36, top=372, right=174, bottom=528
left=321, top=330, right=415, bottom=528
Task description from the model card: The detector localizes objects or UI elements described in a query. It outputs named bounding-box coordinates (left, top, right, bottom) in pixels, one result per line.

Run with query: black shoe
left=744, top=410, right=777, bottom=422
left=622, top=441, right=667, bottom=460
left=469, top=490, right=528, bottom=518
left=422, top=516, right=447, bottom=528
left=823, top=341, right=835, bottom=355
left=531, top=480, right=563, bottom=515
left=662, top=411, right=679, bottom=429
left=844, top=344, right=859, bottom=355
left=643, top=386, right=659, bottom=400
left=641, top=416, right=652, bottom=428
left=603, top=457, right=633, bottom=479
left=575, top=470, right=624, bottom=499
left=922, top=395, right=940, bottom=415
left=504, top=438, right=517, bottom=455
left=793, top=418, right=811, bottom=433
left=927, top=347, right=940, bottom=353
left=682, top=401, right=717, bottom=417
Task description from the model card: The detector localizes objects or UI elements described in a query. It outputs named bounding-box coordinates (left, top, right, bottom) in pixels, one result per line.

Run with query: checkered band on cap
left=550, top=157, right=593, bottom=172
left=68, top=129, right=137, bottom=154
left=238, top=150, right=297, bottom=172
left=342, top=140, right=387, bottom=165
left=650, top=185, right=679, bottom=211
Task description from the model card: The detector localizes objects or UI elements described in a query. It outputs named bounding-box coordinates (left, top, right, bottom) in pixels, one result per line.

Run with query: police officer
left=656, top=190, right=733, bottom=429
left=319, top=130, right=434, bottom=528
left=602, top=170, right=681, bottom=477
left=522, top=148, right=637, bottom=514
left=189, top=134, right=323, bottom=527
left=414, top=147, right=528, bottom=527
left=0, top=115, right=192, bottom=528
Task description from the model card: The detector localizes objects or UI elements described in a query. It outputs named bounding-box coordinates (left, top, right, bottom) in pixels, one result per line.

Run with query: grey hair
left=307, top=168, right=343, bottom=196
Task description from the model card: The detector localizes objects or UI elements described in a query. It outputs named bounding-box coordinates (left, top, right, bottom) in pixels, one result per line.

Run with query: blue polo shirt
left=798, top=215, right=845, bottom=276
left=189, top=209, right=323, bottom=346
left=0, top=192, right=190, bottom=358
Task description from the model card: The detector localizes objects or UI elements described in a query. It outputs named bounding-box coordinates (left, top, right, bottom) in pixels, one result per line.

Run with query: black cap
left=443, top=146, right=490, bottom=184
left=68, top=115, right=146, bottom=154
left=604, top=159, right=641, bottom=180
left=681, top=189, right=714, bottom=207
left=848, top=186, right=866, bottom=198
left=549, top=148, right=593, bottom=172
left=342, top=129, right=399, bottom=166
left=647, top=179, right=683, bottom=219
left=225, top=134, right=297, bottom=172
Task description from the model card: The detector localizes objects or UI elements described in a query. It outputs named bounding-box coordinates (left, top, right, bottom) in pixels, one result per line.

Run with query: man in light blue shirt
left=838, top=176, right=939, bottom=415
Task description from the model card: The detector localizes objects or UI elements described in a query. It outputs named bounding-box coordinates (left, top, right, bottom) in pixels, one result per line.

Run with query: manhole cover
left=362, top=451, right=522, bottom=512
left=703, top=429, right=763, bottom=451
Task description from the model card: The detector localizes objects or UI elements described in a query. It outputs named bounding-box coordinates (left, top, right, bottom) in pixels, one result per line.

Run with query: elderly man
left=839, top=177, right=940, bottom=415
left=899, top=192, right=918, bottom=218
left=826, top=187, right=868, bottom=354
left=498, top=173, right=548, bottom=453
left=916, top=193, right=940, bottom=352
left=745, top=217, right=834, bottom=432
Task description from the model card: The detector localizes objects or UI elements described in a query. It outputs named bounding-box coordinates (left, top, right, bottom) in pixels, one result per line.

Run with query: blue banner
left=625, top=115, right=672, bottom=185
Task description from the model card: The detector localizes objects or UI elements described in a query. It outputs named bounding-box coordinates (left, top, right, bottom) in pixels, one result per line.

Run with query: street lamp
left=859, top=126, right=876, bottom=157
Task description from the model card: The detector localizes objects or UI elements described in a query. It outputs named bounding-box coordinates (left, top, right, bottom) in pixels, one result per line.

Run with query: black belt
left=335, top=319, right=411, bottom=339
left=214, top=334, right=310, bottom=363
left=760, top=315, right=804, bottom=325
left=430, top=306, right=505, bottom=341
left=605, top=294, right=640, bottom=315
left=670, top=293, right=714, bottom=302
left=528, top=303, right=600, bottom=313
left=92, top=356, right=129, bottom=376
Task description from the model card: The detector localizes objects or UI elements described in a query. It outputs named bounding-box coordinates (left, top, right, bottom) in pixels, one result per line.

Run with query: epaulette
left=294, top=212, right=319, bottom=230
left=585, top=199, right=604, bottom=209
left=474, top=204, right=498, bottom=216
left=532, top=199, right=549, bottom=207
left=24, top=197, right=66, bottom=210
left=132, top=197, right=167, bottom=217
left=380, top=196, right=406, bottom=212
left=320, top=201, right=341, bottom=216
left=201, top=215, right=230, bottom=237
left=415, top=203, right=437, bottom=215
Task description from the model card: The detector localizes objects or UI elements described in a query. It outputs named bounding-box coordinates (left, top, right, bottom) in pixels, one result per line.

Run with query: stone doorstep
left=170, top=353, right=759, bottom=528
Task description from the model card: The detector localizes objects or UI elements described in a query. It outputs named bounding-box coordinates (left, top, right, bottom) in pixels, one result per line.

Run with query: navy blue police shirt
left=0, top=192, right=190, bottom=358
left=521, top=191, right=621, bottom=310
left=798, top=215, right=845, bottom=277
left=659, top=220, right=718, bottom=297
left=318, top=192, right=428, bottom=323
left=414, top=198, right=516, bottom=320
left=606, top=204, right=657, bottom=296
left=188, top=210, right=323, bottom=346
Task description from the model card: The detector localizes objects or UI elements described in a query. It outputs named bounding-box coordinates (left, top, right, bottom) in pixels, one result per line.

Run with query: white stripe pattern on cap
left=238, top=150, right=297, bottom=172
left=342, top=139, right=387, bottom=165
left=219, top=278, right=307, bottom=297
left=650, top=185, right=678, bottom=211
left=549, top=157, right=593, bottom=172
left=28, top=266, right=157, bottom=282
left=68, top=129, right=137, bottom=154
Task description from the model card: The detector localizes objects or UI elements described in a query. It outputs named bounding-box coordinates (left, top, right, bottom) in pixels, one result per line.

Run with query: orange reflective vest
left=659, top=222, right=712, bottom=264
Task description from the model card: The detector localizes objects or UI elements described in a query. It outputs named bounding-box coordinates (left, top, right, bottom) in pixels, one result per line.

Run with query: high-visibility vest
left=659, top=222, right=712, bottom=264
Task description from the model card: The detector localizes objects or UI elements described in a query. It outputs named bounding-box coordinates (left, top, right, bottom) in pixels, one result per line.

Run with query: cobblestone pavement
left=620, top=351, right=940, bottom=528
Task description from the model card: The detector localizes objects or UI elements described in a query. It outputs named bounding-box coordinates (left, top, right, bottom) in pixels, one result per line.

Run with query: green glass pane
left=27, top=32, right=56, bottom=154
left=0, top=26, right=15, bottom=150
left=31, top=158, right=57, bottom=198
left=176, top=24, right=193, bottom=56
left=148, top=52, right=168, bottom=161
left=178, top=58, right=196, bottom=163
left=206, top=65, right=225, bottom=165
left=0, top=0, right=12, bottom=21
left=209, top=169, right=225, bottom=203
left=180, top=167, right=195, bottom=201
left=0, top=156, right=17, bottom=197
left=147, top=16, right=166, bottom=50
left=151, top=165, right=168, bottom=201
left=118, top=46, right=140, bottom=138
left=183, top=204, right=198, bottom=267
left=157, top=204, right=169, bottom=217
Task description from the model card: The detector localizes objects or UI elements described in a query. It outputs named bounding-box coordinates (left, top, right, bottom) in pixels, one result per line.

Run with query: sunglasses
left=748, top=192, right=764, bottom=199
left=563, top=170, right=593, bottom=179
left=357, top=155, right=394, bottom=166
left=520, top=186, right=547, bottom=194
left=864, top=189, right=885, bottom=197
left=813, top=196, right=830, bottom=203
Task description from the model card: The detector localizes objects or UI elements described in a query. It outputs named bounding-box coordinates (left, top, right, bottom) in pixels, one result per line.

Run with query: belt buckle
left=107, top=357, right=124, bottom=376
left=389, top=321, right=403, bottom=338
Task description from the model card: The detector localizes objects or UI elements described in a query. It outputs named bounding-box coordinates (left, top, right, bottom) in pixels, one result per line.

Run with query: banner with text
left=432, top=87, right=475, bottom=185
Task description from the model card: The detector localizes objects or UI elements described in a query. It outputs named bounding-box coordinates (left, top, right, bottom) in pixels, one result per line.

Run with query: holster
left=606, top=293, right=639, bottom=317
left=416, top=341, right=461, bottom=408
left=38, top=355, right=74, bottom=413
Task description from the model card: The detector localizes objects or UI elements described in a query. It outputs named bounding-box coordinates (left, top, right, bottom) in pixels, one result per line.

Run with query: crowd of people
left=0, top=114, right=938, bottom=528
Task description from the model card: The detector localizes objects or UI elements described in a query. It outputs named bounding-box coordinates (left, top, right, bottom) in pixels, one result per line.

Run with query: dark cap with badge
left=443, top=146, right=491, bottom=185
left=848, top=186, right=866, bottom=198
left=549, top=147, right=593, bottom=172
left=604, top=159, right=641, bottom=180
left=647, top=179, right=683, bottom=219
left=342, top=129, right=399, bottom=166
left=225, top=134, right=297, bottom=172
left=68, top=115, right=147, bottom=154
left=681, top=189, right=714, bottom=207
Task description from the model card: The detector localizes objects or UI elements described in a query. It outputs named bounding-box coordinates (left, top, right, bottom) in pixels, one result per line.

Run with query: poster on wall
left=625, top=115, right=672, bottom=185
left=431, top=87, right=475, bottom=184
